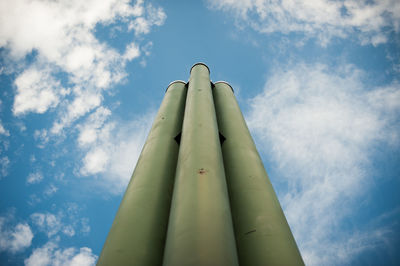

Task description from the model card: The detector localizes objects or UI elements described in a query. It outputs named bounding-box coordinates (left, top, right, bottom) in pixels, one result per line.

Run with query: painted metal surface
left=213, top=82, right=304, bottom=266
left=97, top=81, right=187, bottom=266
left=163, top=64, right=239, bottom=266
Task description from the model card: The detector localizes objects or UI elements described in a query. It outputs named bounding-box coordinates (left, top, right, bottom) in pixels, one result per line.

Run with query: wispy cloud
left=30, top=204, right=91, bottom=239
left=0, top=156, right=10, bottom=178
left=207, top=0, right=400, bottom=46
left=78, top=109, right=154, bottom=193
left=247, top=63, right=400, bottom=265
left=43, top=184, right=58, bottom=198
left=0, top=118, right=10, bottom=179
left=25, top=240, right=97, bottom=266
left=0, top=121, right=9, bottom=136
left=31, top=212, right=63, bottom=238
left=26, top=171, right=44, bottom=185
left=128, top=2, right=166, bottom=35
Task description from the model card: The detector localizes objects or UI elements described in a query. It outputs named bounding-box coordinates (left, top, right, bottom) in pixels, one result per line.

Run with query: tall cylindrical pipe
left=213, top=82, right=304, bottom=266
left=163, top=64, right=239, bottom=266
left=97, top=81, right=187, bottom=266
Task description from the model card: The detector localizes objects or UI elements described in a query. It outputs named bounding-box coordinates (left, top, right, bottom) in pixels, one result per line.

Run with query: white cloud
left=0, top=215, right=33, bottom=253
left=128, top=3, right=166, bottom=35
left=31, top=206, right=91, bottom=239
left=77, top=107, right=111, bottom=147
left=64, top=204, right=91, bottom=235
left=81, top=147, right=110, bottom=175
left=123, top=42, right=141, bottom=61
left=24, top=241, right=97, bottom=266
left=0, top=0, right=149, bottom=59
left=78, top=108, right=153, bottom=193
left=28, top=194, right=42, bottom=206
left=0, top=156, right=10, bottom=178
left=27, top=172, right=44, bottom=185
left=51, top=88, right=103, bottom=135
left=31, top=213, right=62, bottom=238
left=247, top=63, right=400, bottom=265
left=0, top=0, right=166, bottom=134
left=304, top=226, right=392, bottom=265
left=62, top=226, right=75, bottom=237
left=207, top=0, right=400, bottom=46
left=0, top=121, right=9, bottom=136
left=33, top=129, right=50, bottom=148
left=80, top=218, right=91, bottom=235
left=44, top=184, right=58, bottom=198
left=13, top=66, right=68, bottom=116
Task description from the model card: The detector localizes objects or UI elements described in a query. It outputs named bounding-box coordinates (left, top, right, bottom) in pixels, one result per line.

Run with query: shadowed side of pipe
left=163, top=64, right=239, bottom=266
left=213, top=82, right=304, bottom=266
left=97, top=81, right=187, bottom=266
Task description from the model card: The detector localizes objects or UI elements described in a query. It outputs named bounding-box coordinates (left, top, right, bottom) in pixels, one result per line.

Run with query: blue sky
left=0, top=0, right=399, bottom=265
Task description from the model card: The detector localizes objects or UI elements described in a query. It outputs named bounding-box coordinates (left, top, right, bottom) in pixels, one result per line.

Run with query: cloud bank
left=0, top=0, right=166, bottom=193
left=208, top=0, right=400, bottom=46
left=247, top=63, right=400, bottom=265
left=0, top=0, right=165, bottom=133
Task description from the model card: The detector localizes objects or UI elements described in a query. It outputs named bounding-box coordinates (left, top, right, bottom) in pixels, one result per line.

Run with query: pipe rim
left=214, top=81, right=234, bottom=93
left=165, top=80, right=187, bottom=92
left=190, top=62, right=210, bottom=74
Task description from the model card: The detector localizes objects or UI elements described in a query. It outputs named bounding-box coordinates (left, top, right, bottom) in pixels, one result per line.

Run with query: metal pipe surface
left=163, top=65, right=239, bottom=266
left=97, top=81, right=187, bottom=266
left=213, top=82, right=304, bottom=266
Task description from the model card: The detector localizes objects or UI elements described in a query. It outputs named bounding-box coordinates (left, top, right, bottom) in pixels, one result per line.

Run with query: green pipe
left=163, top=64, right=239, bottom=266
left=97, top=81, right=187, bottom=266
left=213, top=82, right=304, bottom=266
